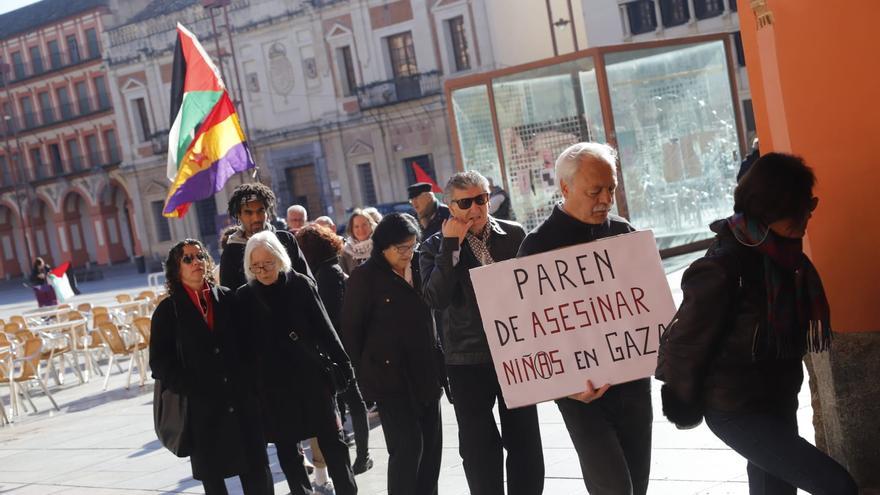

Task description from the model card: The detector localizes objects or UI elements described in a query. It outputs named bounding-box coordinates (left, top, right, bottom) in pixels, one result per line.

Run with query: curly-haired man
left=219, top=182, right=312, bottom=290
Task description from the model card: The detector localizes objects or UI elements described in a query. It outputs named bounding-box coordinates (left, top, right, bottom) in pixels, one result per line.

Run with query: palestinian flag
left=163, top=23, right=255, bottom=218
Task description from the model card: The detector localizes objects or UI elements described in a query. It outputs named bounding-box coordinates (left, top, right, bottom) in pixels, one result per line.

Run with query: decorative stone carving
left=268, top=42, right=295, bottom=101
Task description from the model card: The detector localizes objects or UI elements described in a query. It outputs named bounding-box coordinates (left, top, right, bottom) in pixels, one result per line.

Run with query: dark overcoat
left=149, top=285, right=268, bottom=481
left=236, top=271, right=353, bottom=442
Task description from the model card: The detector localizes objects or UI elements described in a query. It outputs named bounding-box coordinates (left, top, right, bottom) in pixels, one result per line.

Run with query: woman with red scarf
left=150, top=239, right=272, bottom=495
left=657, top=153, right=857, bottom=495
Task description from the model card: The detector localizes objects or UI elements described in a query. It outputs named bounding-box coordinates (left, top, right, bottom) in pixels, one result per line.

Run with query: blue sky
left=0, top=0, right=41, bottom=15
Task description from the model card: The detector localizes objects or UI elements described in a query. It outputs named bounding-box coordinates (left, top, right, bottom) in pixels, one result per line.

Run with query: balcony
left=355, top=70, right=441, bottom=110
left=3, top=97, right=113, bottom=135
left=4, top=52, right=102, bottom=85
left=22, top=147, right=120, bottom=184
left=150, top=130, right=169, bottom=154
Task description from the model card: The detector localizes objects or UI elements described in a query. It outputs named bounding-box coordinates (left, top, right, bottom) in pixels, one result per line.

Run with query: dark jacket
left=314, top=257, right=347, bottom=331
left=220, top=227, right=312, bottom=291
left=518, top=206, right=635, bottom=257
left=420, top=202, right=450, bottom=242
left=420, top=217, right=526, bottom=365
left=149, top=285, right=267, bottom=481
left=236, top=271, right=353, bottom=442
left=342, top=255, right=443, bottom=403
left=656, top=220, right=804, bottom=418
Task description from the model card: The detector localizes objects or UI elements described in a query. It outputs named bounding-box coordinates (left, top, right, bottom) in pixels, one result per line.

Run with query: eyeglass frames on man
left=451, top=192, right=490, bottom=210
left=181, top=252, right=207, bottom=264
left=250, top=260, right=277, bottom=273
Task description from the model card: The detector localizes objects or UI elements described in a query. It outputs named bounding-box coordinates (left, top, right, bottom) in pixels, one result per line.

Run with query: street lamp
left=0, top=62, right=34, bottom=273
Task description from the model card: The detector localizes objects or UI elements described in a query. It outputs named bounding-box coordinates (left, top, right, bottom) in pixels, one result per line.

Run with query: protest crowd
left=143, top=139, right=859, bottom=495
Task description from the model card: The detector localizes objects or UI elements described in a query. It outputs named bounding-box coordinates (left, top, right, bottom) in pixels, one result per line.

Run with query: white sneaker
left=313, top=480, right=335, bottom=494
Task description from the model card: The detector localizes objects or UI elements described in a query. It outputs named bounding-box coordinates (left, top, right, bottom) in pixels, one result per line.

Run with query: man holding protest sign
left=517, top=142, right=653, bottom=495
left=420, top=171, right=545, bottom=495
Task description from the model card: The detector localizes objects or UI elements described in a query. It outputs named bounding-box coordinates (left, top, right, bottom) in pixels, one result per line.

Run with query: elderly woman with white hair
left=235, top=231, right=358, bottom=495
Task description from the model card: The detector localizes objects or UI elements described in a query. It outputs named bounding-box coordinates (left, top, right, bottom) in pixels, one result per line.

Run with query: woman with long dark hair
left=657, top=153, right=857, bottom=495
left=149, top=239, right=272, bottom=495
left=342, top=213, right=444, bottom=495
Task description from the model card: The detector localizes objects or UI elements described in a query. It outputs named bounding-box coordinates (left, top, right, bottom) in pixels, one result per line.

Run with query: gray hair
left=243, top=231, right=292, bottom=282
left=555, top=142, right=618, bottom=186
left=287, top=204, right=307, bottom=219
left=444, top=170, right=490, bottom=199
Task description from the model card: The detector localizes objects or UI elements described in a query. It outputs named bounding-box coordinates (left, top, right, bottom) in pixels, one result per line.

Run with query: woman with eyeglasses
left=235, top=231, right=358, bottom=495
left=149, top=239, right=272, bottom=495
left=340, top=209, right=379, bottom=275
left=657, top=153, right=857, bottom=494
left=342, top=213, right=445, bottom=495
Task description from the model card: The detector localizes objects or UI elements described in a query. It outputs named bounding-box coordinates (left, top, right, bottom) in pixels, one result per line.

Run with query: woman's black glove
left=661, top=384, right=703, bottom=430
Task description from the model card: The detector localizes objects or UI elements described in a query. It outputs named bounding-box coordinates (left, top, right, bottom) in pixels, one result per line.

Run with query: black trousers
left=556, top=378, right=653, bottom=495
left=446, top=363, right=544, bottom=495
left=377, top=395, right=443, bottom=495
left=275, top=429, right=357, bottom=495
left=202, top=465, right=274, bottom=495
left=338, top=382, right=370, bottom=459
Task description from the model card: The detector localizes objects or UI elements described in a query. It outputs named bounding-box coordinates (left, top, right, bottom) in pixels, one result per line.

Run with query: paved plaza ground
left=0, top=258, right=816, bottom=494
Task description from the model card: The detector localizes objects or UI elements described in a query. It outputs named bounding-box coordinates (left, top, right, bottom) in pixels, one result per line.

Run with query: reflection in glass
left=491, top=58, right=603, bottom=231
left=451, top=85, right=502, bottom=187
left=606, top=41, right=739, bottom=247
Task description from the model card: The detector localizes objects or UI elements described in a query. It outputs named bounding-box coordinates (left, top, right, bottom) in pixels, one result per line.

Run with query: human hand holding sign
left=568, top=380, right=611, bottom=404
left=442, top=217, right=474, bottom=246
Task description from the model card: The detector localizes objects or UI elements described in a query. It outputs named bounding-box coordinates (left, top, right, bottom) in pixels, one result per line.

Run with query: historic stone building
left=0, top=0, right=140, bottom=279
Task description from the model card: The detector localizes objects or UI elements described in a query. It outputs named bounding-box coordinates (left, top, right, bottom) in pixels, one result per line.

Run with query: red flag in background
left=50, top=261, right=70, bottom=278
left=411, top=163, right=442, bottom=192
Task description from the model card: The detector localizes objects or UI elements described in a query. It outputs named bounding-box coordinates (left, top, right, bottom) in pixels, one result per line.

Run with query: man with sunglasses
left=407, top=182, right=450, bottom=242
left=517, top=142, right=652, bottom=495
left=220, top=182, right=312, bottom=292
left=420, top=171, right=545, bottom=495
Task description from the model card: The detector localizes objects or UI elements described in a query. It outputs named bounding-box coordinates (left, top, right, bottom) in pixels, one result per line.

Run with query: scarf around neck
left=726, top=213, right=831, bottom=358
left=343, top=237, right=373, bottom=263
left=465, top=221, right=495, bottom=266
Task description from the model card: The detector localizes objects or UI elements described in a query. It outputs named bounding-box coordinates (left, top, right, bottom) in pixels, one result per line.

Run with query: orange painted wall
left=738, top=2, right=880, bottom=332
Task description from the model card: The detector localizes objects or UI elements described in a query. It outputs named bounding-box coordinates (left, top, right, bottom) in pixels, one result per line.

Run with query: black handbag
left=153, top=300, right=192, bottom=457
left=288, top=329, right=350, bottom=393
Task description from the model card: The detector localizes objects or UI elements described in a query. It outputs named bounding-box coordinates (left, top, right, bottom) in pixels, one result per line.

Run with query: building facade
left=105, top=0, right=519, bottom=264
left=0, top=0, right=140, bottom=279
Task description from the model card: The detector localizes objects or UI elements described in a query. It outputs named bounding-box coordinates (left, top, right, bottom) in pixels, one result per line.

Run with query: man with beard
left=518, top=142, right=652, bottom=495
left=219, top=183, right=312, bottom=291
left=420, top=171, right=544, bottom=495
left=408, top=182, right=449, bottom=242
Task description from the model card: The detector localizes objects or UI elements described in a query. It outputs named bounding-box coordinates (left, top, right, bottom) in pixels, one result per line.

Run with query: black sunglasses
left=181, top=252, right=208, bottom=265
left=451, top=193, right=490, bottom=210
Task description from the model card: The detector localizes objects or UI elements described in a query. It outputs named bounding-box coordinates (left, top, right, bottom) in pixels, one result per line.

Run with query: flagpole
left=223, top=4, right=249, bottom=137
left=207, top=6, right=229, bottom=90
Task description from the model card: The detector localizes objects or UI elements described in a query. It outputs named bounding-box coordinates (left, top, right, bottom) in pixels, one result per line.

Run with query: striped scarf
left=726, top=214, right=832, bottom=358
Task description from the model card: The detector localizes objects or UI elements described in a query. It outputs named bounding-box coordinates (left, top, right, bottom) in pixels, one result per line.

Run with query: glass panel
left=491, top=57, right=603, bottom=231
left=605, top=40, right=740, bottom=248
left=450, top=85, right=502, bottom=186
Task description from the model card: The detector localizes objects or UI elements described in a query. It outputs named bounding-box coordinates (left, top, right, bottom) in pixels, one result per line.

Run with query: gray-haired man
left=518, top=142, right=652, bottom=495
left=420, top=170, right=545, bottom=495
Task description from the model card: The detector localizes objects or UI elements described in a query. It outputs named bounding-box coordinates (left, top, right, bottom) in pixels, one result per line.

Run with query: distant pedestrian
left=488, top=178, right=513, bottom=220
left=407, top=183, right=449, bottom=241
left=313, top=216, right=337, bottom=232
left=150, top=239, right=272, bottom=495
left=341, top=209, right=376, bottom=275
left=342, top=213, right=444, bottom=495
left=236, top=231, right=357, bottom=495
left=657, top=153, right=857, bottom=495
left=287, top=205, right=308, bottom=233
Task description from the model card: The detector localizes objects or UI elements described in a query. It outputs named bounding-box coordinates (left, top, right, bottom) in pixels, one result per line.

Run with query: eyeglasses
left=181, top=252, right=207, bottom=265
left=393, top=242, right=419, bottom=254
left=249, top=260, right=277, bottom=274
left=451, top=193, right=490, bottom=210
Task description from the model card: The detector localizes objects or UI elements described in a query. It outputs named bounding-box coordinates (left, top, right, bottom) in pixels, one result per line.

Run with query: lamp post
left=0, top=62, right=34, bottom=273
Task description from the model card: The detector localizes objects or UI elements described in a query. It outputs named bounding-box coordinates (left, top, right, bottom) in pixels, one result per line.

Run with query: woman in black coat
left=235, top=230, right=357, bottom=495
left=149, top=239, right=272, bottom=495
left=342, top=213, right=444, bottom=495
left=657, top=153, right=857, bottom=495
left=296, top=224, right=373, bottom=475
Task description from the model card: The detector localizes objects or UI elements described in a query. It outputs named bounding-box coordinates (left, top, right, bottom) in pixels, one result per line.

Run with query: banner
left=469, top=230, right=675, bottom=408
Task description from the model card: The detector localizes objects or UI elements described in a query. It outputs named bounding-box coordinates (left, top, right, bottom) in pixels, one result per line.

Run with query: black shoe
left=352, top=454, right=374, bottom=475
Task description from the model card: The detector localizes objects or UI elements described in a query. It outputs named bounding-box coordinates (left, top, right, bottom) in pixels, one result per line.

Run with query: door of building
left=285, top=164, right=322, bottom=219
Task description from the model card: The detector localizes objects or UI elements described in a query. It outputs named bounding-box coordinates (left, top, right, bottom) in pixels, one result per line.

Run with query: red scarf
left=183, top=282, right=215, bottom=331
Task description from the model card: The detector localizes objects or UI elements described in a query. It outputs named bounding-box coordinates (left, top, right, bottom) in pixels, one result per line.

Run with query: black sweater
left=518, top=205, right=635, bottom=257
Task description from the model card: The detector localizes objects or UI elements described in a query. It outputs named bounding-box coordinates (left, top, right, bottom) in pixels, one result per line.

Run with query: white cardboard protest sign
left=469, top=230, right=675, bottom=408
